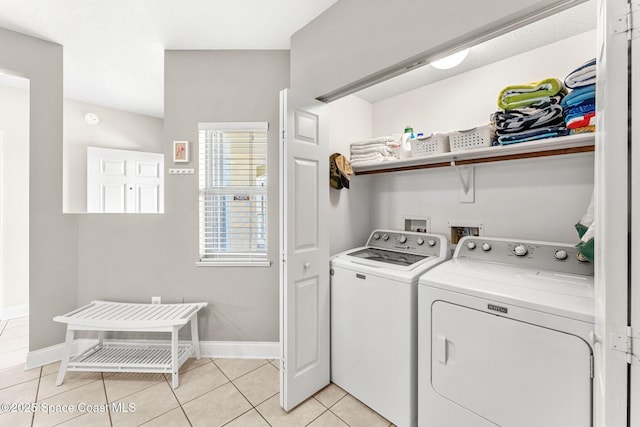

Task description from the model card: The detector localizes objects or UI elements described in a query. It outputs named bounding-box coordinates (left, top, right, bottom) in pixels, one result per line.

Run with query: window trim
left=197, top=121, right=270, bottom=267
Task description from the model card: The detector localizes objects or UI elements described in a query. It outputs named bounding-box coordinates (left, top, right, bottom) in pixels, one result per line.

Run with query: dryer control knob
left=514, top=244, right=528, bottom=256
left=382, top=233, right=389, bottom=241
left=427, top=239, right=436, bottom=247
left=554, top=249, right=568, bottom=260
left=466, top=241, right=476, bottom=250
left=397, top=234, right=407, bottom=243
left=416, top=238, right=425, bottom=245
left=373, top=233, right=381, bottom=240
left=482, top=243, right=492, bottom=251
left=576, top=252, right=589, bottom=262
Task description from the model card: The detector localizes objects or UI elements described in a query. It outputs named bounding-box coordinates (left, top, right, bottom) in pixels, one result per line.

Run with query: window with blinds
left=198, top=122, right=268, bottom=265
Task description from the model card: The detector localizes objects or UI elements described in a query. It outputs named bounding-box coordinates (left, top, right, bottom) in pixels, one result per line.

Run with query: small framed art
left=173, top=141, right=189, bottom=163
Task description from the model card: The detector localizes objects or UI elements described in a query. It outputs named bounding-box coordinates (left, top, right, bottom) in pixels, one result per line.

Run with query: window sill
left=196, top=261, right=272, bottom=267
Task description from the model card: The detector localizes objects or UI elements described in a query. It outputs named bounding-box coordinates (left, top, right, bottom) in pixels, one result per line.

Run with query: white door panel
left=136, top=184, right=160, bottom=213
left=101, top=183, right=127, bottom=213
left=280, top=89, right=329, bottom=411
left=101, top=159, right=126, bottom=176
left=136, top=161, right=160, bottom=178
left=88, top=147, right=164, bottom=213
left=294, top=159, right=318, bottom=250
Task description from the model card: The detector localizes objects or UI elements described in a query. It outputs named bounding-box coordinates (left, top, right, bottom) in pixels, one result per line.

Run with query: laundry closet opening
left=326, top=0, right=597, bottom=255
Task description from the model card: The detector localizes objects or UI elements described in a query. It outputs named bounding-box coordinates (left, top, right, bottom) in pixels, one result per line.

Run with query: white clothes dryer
left=331, top=230, right=450, bottom=427
left=418, top=236, right=594, bottom=427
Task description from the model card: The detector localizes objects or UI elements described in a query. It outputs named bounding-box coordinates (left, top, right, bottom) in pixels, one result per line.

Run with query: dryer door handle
left=436, top=334, right=449, bottom=364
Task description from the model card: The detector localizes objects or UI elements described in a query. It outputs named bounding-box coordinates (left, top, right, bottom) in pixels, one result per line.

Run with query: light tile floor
left=0, top=355, right=394, bottom=426
left=0, top=316, right=29, bottom=371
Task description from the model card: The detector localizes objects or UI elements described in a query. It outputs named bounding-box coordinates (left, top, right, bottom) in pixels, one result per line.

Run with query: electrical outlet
left=151, top=296, right=161, bottom=304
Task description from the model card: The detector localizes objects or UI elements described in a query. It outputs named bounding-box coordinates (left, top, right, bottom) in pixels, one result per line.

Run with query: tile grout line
left=101, top=372, right=114, bottom=427
left=163, top=364, right=194, bottom=427
left=164, top=359, right=232, bottom=408
left=211, top=358, right=270, bottom=382
left=212, top=358, right=273, bottom=426
left=30, top=366, right=42, bottom=427
left=304, top=406, right=330, bottom=427
left=151, top=369, right=192, bottom=427
left=324, top=393, right=352, bottom=427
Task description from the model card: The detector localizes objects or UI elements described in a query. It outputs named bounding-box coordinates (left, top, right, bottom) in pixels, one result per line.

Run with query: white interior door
left=631, top=0, right=640, bottom=423
left=87, top=147, right=164, bottom=213
left=595, top=0, right=633, bottom=425
left=279, top=88, right=329, bottom=411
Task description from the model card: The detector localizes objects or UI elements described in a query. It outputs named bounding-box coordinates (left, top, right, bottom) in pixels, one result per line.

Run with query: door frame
left=594, top=0, right=632, bottom=425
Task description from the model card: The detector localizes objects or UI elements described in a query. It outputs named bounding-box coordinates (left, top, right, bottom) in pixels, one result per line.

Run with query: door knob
left=304, top=262, right=311, bottom=271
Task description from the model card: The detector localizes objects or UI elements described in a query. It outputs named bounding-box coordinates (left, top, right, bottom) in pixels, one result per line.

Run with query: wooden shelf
left=352, top=133, right=595, bottom=175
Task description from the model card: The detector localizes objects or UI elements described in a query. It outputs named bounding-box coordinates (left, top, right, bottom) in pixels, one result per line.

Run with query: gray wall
left=76, top=50, right=290, bottom=342
left=327, top=95, right=374, bottom=255
left=290, top=0, right=580, bottom=98
left=0, top=27, right=79, bottom=349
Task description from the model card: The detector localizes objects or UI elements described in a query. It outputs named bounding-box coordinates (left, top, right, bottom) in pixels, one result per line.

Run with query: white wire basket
left=410, top=133, right=450, bottom=157
left=448, top=125, right=493, bottom=152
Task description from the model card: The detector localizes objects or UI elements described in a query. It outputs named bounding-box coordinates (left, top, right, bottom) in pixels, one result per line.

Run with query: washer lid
left=345, top=247, right=428, bottom=267
left=331, top=250, right=448, bottom=283
left=419, top=258, right=594, bottom=322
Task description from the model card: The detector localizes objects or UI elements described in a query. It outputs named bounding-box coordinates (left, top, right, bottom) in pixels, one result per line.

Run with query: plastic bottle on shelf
left=398, top=126, right=413, bottom=159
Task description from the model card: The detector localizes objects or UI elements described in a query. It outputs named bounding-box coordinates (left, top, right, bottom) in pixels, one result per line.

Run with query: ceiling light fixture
left=430, top=49, right=470, bottom=70
left=84, top=112, right=100, bottom=125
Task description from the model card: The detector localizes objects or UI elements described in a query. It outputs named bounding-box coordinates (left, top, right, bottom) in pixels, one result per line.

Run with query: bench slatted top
left=53, top=301, right=208, bottom=329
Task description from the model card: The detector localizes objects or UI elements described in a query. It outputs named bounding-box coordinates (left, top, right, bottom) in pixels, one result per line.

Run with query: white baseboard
left=26, top=339, right=280, bottom=370
left=201, top=340, right=280, bottom=359
left=0, top=304, right=29, bottom=320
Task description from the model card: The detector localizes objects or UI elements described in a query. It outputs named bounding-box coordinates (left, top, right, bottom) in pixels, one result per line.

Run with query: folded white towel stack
left=350, top=136, right=398, bottom=166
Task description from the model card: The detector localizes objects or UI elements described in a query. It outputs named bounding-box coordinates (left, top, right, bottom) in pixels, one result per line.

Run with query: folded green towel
left=497, top=78, right=567, bottom=110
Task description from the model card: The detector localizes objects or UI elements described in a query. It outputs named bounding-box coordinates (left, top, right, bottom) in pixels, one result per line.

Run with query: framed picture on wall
left=173, top=141, right=189, bottom=163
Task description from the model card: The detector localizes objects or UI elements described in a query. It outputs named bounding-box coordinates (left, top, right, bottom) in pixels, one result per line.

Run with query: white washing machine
left=331, top=229, right=450, bottom=427
left=418, top=236, right=594, bottom=427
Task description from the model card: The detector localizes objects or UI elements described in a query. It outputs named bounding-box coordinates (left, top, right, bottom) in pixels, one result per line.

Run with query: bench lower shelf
left=67, top=342, right=194, bottom=374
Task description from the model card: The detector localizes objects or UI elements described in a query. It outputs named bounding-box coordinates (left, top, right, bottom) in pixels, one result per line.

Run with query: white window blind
left=198, top=122, right=268, bottom=265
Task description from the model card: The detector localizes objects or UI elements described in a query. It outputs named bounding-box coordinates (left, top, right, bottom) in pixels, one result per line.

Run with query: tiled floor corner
left=1, top=351, right=392, bottom=426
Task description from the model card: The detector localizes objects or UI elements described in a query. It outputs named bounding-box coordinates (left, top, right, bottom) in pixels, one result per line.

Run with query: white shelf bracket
left=451, top=160, right=475, bottom=203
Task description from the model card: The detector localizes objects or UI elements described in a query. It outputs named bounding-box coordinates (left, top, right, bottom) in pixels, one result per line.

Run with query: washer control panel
left=367, top=229, right=447, bottom=257
left=455, top=236, right=593, bottom=276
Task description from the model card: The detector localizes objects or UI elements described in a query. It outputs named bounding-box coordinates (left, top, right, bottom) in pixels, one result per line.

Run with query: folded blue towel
left=561, top=84, right=596, bottom=108
left=498, top=126, right=569, bottom=145
left=564, top=101, right=596, bottom=118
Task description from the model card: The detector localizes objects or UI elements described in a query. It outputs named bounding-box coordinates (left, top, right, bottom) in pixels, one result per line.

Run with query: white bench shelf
left=53, top=300, right=208, bottom=388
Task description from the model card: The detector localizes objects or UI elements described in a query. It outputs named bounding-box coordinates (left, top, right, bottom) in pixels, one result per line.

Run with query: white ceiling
left=355, top=0, right=597, bottom=103
left=0, top=0, right=338, bottom=118
left=0, top=0, right=597, bottom=118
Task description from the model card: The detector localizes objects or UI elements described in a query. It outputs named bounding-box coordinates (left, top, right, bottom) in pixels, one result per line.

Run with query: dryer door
left=431, top=301, right=592, bottom=427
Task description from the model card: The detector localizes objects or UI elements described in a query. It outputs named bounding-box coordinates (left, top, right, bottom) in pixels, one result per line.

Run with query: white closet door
left=596, top=0, right=633, bottom=426
left=279, top=88, right=330, bottom=411
left=630, top=0, right=640, bottom=424
left=87, top=147, right=164, bottom=213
